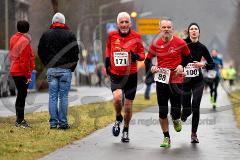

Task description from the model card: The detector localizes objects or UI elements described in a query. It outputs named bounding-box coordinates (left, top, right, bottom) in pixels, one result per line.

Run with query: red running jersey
left=106, top=30, right=145, bottom=75
left=147, top=36, right=190, bottom=83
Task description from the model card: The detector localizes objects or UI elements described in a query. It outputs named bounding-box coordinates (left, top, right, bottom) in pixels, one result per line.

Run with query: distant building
left=0, top=0, right=30, bottom=49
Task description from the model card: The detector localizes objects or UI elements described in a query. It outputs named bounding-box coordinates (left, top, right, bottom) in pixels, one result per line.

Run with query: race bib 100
left=113, top=52, right=129, bottom=66
left=184, top=63, right=199, bottom=77
left=154, top=68, right=171, bottom=84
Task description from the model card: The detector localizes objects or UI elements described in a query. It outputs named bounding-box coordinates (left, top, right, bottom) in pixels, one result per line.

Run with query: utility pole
left=5, top=0, right=9, bottom=50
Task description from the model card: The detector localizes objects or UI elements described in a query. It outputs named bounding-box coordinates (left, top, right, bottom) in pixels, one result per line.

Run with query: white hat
left=52, top=12, right=65, bottom=24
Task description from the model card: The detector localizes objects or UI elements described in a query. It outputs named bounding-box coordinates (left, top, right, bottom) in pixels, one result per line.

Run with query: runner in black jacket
left=181, top=23, right=214, bottom=143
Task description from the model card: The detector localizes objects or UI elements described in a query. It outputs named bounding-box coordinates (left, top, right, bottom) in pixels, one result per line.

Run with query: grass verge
left=230, top=89, right=240, bottom=128
left=0, top=93, right=157, bottom=160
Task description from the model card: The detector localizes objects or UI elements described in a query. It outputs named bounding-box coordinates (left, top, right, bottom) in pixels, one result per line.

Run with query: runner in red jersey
left=145, top=17, right=190, bottom=148
left=105, top=12, right=145, bottom=143
left=105, top=25, right=145, bottom=75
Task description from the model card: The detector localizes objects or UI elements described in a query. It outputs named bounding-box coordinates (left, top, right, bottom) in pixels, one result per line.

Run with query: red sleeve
left=146, top=43, right=156, bottom=59
left=137, top=35, right=145, bottom=61
left=30, top=47, right=35, bottom=73
left=181, top=41, right=190, bottom=56
left=20, top=43, right=35, bottom=79
left=105, top=33, right=112, bottom=58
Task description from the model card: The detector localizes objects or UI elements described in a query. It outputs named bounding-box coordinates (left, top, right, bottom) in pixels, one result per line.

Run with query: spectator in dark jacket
left=38, top=12, right=79, bottom=129
left=144, top=58, right=154, bottom=100
left=9, top=20, right=35, bottom=128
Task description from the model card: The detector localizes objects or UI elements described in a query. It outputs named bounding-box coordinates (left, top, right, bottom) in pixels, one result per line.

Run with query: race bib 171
left=113, top=52, right=129, bottom=66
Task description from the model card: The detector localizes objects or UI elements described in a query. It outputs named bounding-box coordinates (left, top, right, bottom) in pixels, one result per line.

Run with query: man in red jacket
left=9, top=20, right=35, bottom=128
left=105, top=12, right=145, bottom=143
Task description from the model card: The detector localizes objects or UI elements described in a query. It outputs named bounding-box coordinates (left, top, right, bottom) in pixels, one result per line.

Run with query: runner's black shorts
left=110, top=73, right=137, bottom=100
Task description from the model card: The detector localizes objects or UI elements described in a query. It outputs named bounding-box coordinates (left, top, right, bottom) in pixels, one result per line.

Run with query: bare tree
left=51, top=0, right=58, bottom=13
left=227, top=1, right=240, bottom=67
left=29, top=0, right=134, bottom=62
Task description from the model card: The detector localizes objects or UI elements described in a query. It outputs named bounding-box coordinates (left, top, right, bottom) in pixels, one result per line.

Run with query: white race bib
left=154, top=68, right=171, bottom=84
left=207, top=70, right=217, bottom=79
left=184, top=63, right=199, bottom=77
left=113, top=52, right=129, bottom=66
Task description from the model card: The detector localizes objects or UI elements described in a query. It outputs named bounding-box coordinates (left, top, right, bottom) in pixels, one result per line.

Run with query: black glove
left=105, top=57, right=111, bottom=75
left=130, top=50, right=140, bottom=62
left=144, top=58, right=153, bottom=73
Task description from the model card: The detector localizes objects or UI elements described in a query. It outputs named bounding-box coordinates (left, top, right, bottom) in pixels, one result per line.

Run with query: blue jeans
left=144, top=83, right=152, bottom=99
left=47, top=68, right=72, bottom=127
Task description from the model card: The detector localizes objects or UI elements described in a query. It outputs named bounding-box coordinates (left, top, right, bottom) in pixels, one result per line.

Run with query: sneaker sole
left=58, top=127, right=70, bottom=130
left=16, top=125, right=30, bottom=129
left=160, top=144, right=171, bottom=148
left=121, top=139, right=130, bottom=143
left=191, top=140, right=199, bottom=143
left=174, top=127, right=182, bottom=132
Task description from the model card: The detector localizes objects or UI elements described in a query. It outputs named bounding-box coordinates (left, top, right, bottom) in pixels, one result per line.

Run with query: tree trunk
left=51, top=0, right=58, bottom=13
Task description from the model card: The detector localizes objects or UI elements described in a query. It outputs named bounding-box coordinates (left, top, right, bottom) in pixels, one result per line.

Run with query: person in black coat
left=181, top=23, right=214, bottom=143
left=38, top=12, right=79, bottom=129
left=144, top=58, right=154, bottom=100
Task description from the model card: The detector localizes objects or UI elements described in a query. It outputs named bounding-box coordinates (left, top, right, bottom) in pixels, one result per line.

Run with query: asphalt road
left=40, top=85, right=240, bottom=160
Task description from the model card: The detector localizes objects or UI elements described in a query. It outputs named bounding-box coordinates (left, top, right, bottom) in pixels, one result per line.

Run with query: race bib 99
left=154, top=68, right=171, bottom=84
left=113, top=52, right=129, bottom=66
left=184, top=63, right=199, bottom=77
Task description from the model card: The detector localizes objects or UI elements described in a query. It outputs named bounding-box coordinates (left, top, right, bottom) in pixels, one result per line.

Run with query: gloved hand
left=105, top=57, right=111, bottom=75
left=130, top=50, right=140, bottom=62
left=106, top=67, right=110, bottom=75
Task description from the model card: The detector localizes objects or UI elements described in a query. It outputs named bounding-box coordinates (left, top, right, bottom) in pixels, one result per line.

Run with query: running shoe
left=173, top=119, right=182, bottom=132
left=210, top=96, right=214, bottom=105
left=121, top=131, right=130, bottom=143
left=160, top=137, right=171, bottom=148
left=112, top=116, right=123, bottom=137
left=212, top=102, right=216, bottom=109
left=212, top=105, right=216, bottom=109
left=58, top=124, right=70, bottom=130
left=15, top=119, right=31, bottom=128
left=191, top=133, right=199, bottom=143
left=50, top=125, right=58, bottom=129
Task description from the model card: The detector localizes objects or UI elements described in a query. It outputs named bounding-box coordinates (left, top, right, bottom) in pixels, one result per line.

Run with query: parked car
left=0, top=50, right=16, bottom=97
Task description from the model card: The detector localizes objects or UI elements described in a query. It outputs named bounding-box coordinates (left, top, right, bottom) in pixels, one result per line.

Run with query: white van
left=0, top=50, right=16, bottom=97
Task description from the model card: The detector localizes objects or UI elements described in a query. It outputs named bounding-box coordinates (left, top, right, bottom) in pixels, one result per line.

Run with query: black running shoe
left=212, top=103, right=216, bottom=109
left=112, top=121, right=121, bottom=137
left=121, top=131, right=130, bottom=143
left=59, top=124, right=70, bottom=130
left=15, top=119, right=31, bottom=128
left=112, top=115, right=123, bottom=137
left=50, top=125, right=58, bottom=129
